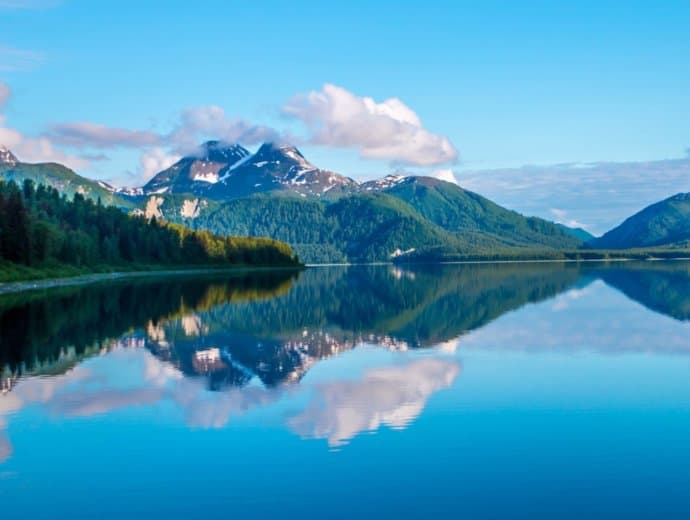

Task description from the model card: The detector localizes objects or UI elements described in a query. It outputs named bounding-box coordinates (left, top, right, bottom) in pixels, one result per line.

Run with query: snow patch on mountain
left=117, top=187, right=144, bottom=196
left=193, top=172, right=219, bottom=183
left=180, top=198, right=205, bottom=218
left=362, top=175, right=406, bottom=191
left=97, top=180, right=116, bottom=192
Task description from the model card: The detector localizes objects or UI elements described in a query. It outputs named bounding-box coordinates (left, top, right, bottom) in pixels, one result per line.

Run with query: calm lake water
left=2, top=261, right=690, bottom=518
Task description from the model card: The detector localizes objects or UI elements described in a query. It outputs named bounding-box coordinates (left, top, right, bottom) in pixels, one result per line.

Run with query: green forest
left=0, top=179, right=300, bottom=281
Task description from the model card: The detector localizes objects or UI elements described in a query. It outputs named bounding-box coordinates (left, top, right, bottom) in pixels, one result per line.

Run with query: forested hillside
left=0, top=145, right=591, bottom=264
left=0, top=160, right=132, bottom=208
left=589, top=193, right=690, bottom=249
left=197, top=192, right=506, bottom=263
left=0, top=180, right=300, bottom=280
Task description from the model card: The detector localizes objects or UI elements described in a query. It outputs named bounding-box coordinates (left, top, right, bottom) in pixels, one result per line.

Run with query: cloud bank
left=461, top=157, right=690, bottom=234
left=46, top=122, right=161, bottom=149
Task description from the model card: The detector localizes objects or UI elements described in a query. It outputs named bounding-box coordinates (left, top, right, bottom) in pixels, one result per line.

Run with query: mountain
left=143, top=141, right=359, bottom=200
left=556, top=223, right=595, bottom=242
left=369, top=175, right=582, bottom=249
left=590, top=193, right=690, bottom=249
left=0, top=142, right=589, bottom=263
left=196, top=191, right=511, bottom=263
left=142, top=141, right=251, bottom=196
left=155, top=146, right=583, bottom=262
left=0, top=145, right=18, bottom=166
left=0, top=147, right=132, bottom=208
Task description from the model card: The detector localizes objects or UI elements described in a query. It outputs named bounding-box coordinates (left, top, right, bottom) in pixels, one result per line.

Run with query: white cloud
left=550, top=208, right=588, bottom=230
left=138, top=147, right=181, bottom=182
left=0, top=126, right=90, bottom=170
left=46, top=104, right=282, bottom=160
left=46, top=122, right=161, bottom=149
left=169, top=105, right=279, bottom=155
left=431, top=168, right=458, bottom=184
left=283, top=83, right=458, bottom=166
left=13, top=137, right=91, bottom=169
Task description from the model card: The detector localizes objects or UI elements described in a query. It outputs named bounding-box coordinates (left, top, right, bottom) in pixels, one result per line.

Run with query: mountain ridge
left=0, top=142, right=590, bottom=262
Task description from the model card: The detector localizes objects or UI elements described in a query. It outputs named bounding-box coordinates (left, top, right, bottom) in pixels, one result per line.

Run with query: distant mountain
left=556, top=223, right=595, bottom=242
left=0, top=147, right=132, bottom=208
left=590, top=193, right=690, bottom=249
left=0, top=145, right=18, bottom=166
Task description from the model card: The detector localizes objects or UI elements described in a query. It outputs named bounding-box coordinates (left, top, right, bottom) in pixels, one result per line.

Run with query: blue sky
left=1, top=0, right=690, bottom=233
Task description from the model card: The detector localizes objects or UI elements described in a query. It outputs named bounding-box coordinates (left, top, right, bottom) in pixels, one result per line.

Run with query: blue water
left=2, top=263, right=690, bottom=518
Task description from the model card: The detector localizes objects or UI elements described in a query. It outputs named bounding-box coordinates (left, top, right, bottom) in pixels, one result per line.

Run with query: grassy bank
left=0, top=260, right=302, bottom=285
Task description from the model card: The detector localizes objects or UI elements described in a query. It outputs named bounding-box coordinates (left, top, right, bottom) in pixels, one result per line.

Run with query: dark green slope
left=198, top=192, right=503, bottom=263
left=324, top=193, right=499, bottom=261
left=556, top=223, right=595, bottom=242
left=590, top=193, right=690, bottom=249
left=0, top=162, right=133, bottom=208
left=382, top=176, right=583, bottom=249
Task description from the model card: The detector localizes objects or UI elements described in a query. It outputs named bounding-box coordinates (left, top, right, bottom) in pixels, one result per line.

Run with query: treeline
left=391, top=245, right=690, bottom=264
left=0, top=180, right=300, bottom=271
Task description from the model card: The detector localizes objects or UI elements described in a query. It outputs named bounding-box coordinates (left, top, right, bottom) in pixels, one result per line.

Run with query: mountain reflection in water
left=2, top=261, right=690, bottom=460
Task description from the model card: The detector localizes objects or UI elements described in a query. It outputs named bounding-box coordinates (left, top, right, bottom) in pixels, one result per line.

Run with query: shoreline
left=307, top=256, right=690, bottom=267
left=4, top=255, right=690, bottom=295
left=0, top=265, right=302, bottom=296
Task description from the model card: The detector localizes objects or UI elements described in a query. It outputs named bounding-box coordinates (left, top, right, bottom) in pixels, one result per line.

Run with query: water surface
left=2, top=262, right=690, bottom=518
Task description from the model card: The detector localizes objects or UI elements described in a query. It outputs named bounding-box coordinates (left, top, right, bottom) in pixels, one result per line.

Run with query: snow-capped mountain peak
left=196, top=141, right=359, bottom=199
left=192, top=140, right=250, bottom=163
left=0, top=146, right=18, bottom=166
left=141, top=141, right=251, bottom=195
left=134, top=140, right=396, bottom=201
left=252, top=142, right=314, bottom=169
